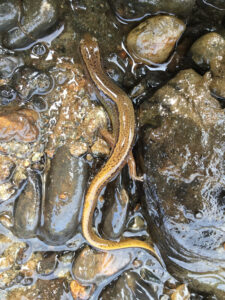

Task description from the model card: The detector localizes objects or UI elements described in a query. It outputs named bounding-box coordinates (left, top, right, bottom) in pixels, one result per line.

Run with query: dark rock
left=31, top=43, right=47, bottom=57
left=0, top=55, right=24, bottom=78
left=12, top=66, right=54, bottom=101
left=101, top=175, right=129, bottom=240
left=36, top=252, right=57, bottom=276
left=13, top=169, right=42, bottom=238
left=108, top=0, right=196, bottom=21
left=100, top=270, right=162, bottom=300
left=0, top=0, right=20, bottom=32
left=40, top=145, right=88, bottom=245
left=32, top=95, right=48, bottom=112
left=3, top=0, right=59, bottom=50
left=0, top=85, right=17, bottom=105
left=139, top=69, right=225, bottom=298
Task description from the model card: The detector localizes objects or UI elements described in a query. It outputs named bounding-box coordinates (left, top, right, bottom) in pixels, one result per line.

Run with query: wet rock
left=7, top=278, right=68, bottom=299
left=40, top=145, right=88, bottom=245
left=12, top=66, right=54, bottom=101
left=171, top=284, right=190, bottom=300
left=190, top=32, right=225, bottom=69
left=0, top=182, right=15, bottom=202
left=102, top=176, right=129, bottom=240
left=31, top=43, right=48, bottom=58
left=139, top=69, right=225, bottom=298
left=91, top=138, right=110, bottom=156
left=72, top=246, right=132, bottom=284
left=209, top=54, right=225, bottom=99
left=100, top=270, right=161, bottom=300
left=69, top=141, right=88, bottom=157
left=3, top=0, right=59, bottom=50
left=0, top=212, right=13, bottom=229
left=202, top=0, right=225, bottom=10
left=31, top=95, right=48, bottom=112
left=0, top=234, right=26, bottom=271
left=127, top=15, right=186, bottom=65
left=0, top=55, right=24, bottom=78
left=0, top=85, right=17, bottom=105
left=0, top=109, right=39, bottom=142
left=0, top=0, right=20, bottom=32
left=129, top=71, right=171, bottom=105
left=109, top=0, right=195, bottom=21
left=128, top=215, right=146, bottom=232
left=0, top=156, right=15, bottom=184
left=36, top=252, right=57, bottom=276
left=0, top=251, right=42, bottom=289
left=70, top=279, right=95, bottom=300
left=13, top=169, right=42, bottom=238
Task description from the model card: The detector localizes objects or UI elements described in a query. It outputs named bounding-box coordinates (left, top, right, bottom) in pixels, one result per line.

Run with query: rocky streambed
left=0, top=0, right=225, bottom=299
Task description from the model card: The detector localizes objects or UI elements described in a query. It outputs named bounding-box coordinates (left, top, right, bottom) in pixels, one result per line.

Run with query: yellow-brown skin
left=80, top=35, right=161, bottom=263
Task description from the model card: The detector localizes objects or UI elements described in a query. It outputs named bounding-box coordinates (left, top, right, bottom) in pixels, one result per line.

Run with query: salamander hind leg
left=100, top=129, right=143, bottom=181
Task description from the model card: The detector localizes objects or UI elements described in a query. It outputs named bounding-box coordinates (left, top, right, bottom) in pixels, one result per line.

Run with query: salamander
left=80, top=34, right=161, bottom=263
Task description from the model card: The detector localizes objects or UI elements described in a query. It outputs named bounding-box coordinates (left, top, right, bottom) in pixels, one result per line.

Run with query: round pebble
left=127, top=15, right=186, bottom=65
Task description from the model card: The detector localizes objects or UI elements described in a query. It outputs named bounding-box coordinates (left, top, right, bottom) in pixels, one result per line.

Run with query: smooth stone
left=3, top=0, right=58, bottom=49
left=72, top=246, right=132, bottom=284
left=13, top=169, right=42, bottom=238
left=36, top=252, right=57, bottom=275
left=0, top=85, right=17, bottom=105
left=40, top=145, right=88, bottom=245
left=0, top=55, right=24, bottom=78
left=102, top=176, right=129, bottom=240
left=127, top=15, right=186, bottom=65
left=190, top=32, right=225, bottom=69
left=0, top=0, right=20, bottom=32
left=31, top=96, right=48, bottom=112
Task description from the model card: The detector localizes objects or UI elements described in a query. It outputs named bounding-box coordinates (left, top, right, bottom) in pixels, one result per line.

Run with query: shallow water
left=0, top=0, right=225, bottom=299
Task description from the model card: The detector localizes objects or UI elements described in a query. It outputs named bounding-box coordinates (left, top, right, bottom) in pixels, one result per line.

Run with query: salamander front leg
left=99, top=129, right=143, bottom=182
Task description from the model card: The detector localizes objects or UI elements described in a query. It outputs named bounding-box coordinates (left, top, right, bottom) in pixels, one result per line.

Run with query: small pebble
left=127, top=15, right=186, bottom=65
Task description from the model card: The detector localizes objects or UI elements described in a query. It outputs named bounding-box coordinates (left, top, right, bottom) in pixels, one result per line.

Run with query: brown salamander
left=80, top=34, right=161, bottom=263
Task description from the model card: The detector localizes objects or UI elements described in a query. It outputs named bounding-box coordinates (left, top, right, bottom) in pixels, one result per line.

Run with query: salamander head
left=80, top=34, right=100, bottom=65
